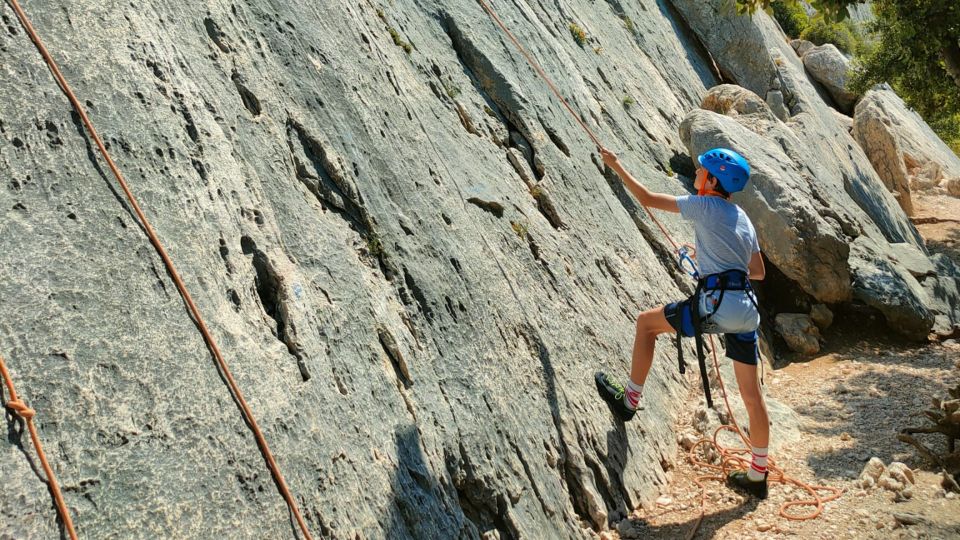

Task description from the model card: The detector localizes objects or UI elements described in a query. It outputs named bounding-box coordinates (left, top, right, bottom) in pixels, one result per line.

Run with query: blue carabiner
left=678, top=246, right=700, bottom=279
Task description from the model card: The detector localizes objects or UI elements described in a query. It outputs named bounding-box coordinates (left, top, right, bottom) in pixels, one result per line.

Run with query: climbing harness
left=474, top=0, right=841, bottom=531
left=674, top=268, right=760, bottom=410
left=8, top=1, right=313, bottom=538
left=1, top=353, right=78, bottom=539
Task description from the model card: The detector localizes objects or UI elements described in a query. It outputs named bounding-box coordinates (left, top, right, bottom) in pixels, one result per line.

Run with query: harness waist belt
left=700, top=270, right=750, bottom=291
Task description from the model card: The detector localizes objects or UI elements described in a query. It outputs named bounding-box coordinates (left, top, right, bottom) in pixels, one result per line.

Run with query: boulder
left=911, top=161, right=947, bottom=191
left=831, top=109, right=853, bottom=133
left=853, top=87, right=960, bottom=213
left=775, top=313, right=821, bottom=354
left=790, top=39, right=815, bottom=58
left=802, top=44, right=858, bottom=113
left=886, top=462, right=916, bottom=486
left=810, top=304, right=834, bottom=330
left=702, top=84, right=778, bottom=122
left=682, top=93, right=853, bottom=303
left=676, top=1, right=923, bottom=249
left=671, top=6, right=958, bottom=340
left=889, top=243, right=936, bottom=279
left=683, top=86, right=928, bottom=326
left=922, top=254, right=960, bottom=337
left=948, top=178, right=960, bottom=198
left=849, top=238, right=935, bottom=340
left=858, top=457, right=886, bottom=489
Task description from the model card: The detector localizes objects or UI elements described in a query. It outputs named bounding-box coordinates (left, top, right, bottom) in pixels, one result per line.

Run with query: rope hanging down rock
left=7, top=1, right=313, bottom=537
left=1, top=353, right=79, bottom=540
left=474, top=0, right=840, bottom=532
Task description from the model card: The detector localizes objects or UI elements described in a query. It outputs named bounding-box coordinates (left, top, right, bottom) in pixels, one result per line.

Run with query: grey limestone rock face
left=0, top=0, right=739, bottom=538
left=0, top=0, right=954, bottom=537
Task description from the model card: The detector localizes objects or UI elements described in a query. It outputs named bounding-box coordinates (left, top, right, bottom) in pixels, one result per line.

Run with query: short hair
left=707, top=173, right=731, bottom=198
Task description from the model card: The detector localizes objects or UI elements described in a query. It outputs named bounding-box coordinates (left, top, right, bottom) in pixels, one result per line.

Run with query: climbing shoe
left=594, top=371, right=636, bottom=422
left=726, top=471, right=768, bottom=500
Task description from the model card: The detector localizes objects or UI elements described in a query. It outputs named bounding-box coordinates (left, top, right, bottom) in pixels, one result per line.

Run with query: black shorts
left=663, top=301, right=759, bottom=365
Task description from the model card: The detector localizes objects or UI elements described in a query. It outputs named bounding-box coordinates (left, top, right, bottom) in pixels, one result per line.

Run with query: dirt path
left=605, top=194, right=960, bottom=540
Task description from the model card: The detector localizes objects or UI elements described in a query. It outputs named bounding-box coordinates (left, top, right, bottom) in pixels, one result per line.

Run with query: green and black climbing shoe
left=726, top=471, right=768, bottom=499
left=594, top=371, right=636, bottom=422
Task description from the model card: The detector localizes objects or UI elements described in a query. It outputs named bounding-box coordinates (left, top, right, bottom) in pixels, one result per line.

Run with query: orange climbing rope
left=474, top=0, right=840, bottom=532
left=7, top=1, right=313, bottom=538
left=682, top=335, right=842, bottom=538
left=475, top=0, right=679, bottom=252
left=1, top=353, right=78, bottom=540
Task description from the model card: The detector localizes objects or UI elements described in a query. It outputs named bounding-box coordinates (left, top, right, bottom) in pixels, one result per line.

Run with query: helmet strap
left=696, top=170, right=726, bottom=198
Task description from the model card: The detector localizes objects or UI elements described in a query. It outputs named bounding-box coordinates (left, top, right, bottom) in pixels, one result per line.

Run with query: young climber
left=593, top=147, right=771, bottom=498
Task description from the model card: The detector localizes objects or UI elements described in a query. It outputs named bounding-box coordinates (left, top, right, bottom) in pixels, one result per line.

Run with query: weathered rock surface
left=775, top=313, right=821, bottom=354
left=802, top=44, right=858, bottom=113
left=0, top=1, right=955, bottom=537
left=854, top=87, right=960, bottom=211
left=0, top=0, right=745, bottom=537
left=810, top=304, right=833, bottom=330
left=790, top=39, right=815, bottom=58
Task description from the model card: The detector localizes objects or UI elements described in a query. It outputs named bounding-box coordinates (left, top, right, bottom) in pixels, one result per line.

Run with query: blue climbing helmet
left=697, top=148, right=751, bottom=194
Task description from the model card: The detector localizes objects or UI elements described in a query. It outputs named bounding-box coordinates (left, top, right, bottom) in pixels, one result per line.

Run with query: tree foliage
left=770, top=0, right=809, bottom=37
left=800, top=14, right=862, bottom=54
left=739, top=0, right=960, bottom=152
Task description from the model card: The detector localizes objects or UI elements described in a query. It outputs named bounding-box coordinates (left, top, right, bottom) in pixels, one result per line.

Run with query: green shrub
left=930, top=114, right=960, bottom=157
left=568, top=23, right=587, bottom=46
left=622, top=95, right=635, bottom=108
left=510, top=220, right=528, bottom=239
left=799, top=14, right=861, bottom=55
left=388, top=27, right=413, bottom=54
left=771, top=0, right=809, bottom=37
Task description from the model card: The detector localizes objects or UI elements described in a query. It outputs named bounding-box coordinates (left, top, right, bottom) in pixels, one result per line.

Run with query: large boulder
left=853, top=87, right=960, bottom=211
left=802, top=44, right=859, bottom=114
left=922, top=254, right=960, bottom=337
left=790, top=39, right=815, bottom=58
left=682, top=85, right=944, bottom=339
left=681, top=104, right=852, bottom=303
left=674, top=0, right=923, bottom=250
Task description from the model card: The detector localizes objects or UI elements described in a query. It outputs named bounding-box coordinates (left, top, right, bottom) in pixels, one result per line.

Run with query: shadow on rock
left=385, top=424, right=469, bottom=539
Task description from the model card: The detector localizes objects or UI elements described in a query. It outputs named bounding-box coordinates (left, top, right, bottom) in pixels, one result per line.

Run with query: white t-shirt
left=677, top=195, right=759, bottom=276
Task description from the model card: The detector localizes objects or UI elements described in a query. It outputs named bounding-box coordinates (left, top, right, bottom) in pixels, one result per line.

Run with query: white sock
left=623, top=380, right=643, bottom=410
left=747, top=446, right=768, bottom=481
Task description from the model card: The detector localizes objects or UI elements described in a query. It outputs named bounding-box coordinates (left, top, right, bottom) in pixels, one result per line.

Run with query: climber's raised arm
left=599, top=148, right=679, bottom=213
